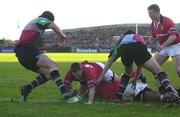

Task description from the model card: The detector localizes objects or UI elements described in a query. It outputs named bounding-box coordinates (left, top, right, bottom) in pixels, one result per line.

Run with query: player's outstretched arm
left=39, top=43, right=58, bottom=50
left=47, top=22, right=68, bottom=42
left=85, top=86, right=95, bottom=104
left=96, top=56, right=116, bottom=85
left=161, top=35, right=176, bottom=48
left=130, top=66, right=142, bottom=89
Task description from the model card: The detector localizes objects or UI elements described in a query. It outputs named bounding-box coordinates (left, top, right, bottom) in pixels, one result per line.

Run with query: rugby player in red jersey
left=148, top=4, right=180, bottom=79
left=64, top=61, right=118, bottom=104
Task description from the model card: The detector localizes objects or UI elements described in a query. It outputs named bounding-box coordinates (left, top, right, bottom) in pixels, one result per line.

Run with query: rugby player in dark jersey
left=14, top=11, right=71, bottom=101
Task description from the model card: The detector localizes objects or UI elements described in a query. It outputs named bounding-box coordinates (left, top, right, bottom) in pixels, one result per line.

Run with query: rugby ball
left=65, top=95, right=81, bottom=104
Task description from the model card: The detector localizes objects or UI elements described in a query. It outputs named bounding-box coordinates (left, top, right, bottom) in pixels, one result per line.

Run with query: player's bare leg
left=153, top=54, right=169, bottom=85
left=154, top=54, right=169, bottom=66
left=172, top=55, right=180, bottom=78
left=37, top=54, right=68, bottom=96
left=143, top=91, right=161, bottom=102
left=20, top=68, right=50, bottom=101
left=142, top=57, right=179, bottom=102
left=21, top=54, right=67, bottom=101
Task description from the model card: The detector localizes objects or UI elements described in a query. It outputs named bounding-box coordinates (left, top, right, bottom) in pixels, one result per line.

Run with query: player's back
left=81, top=61, right=103, bottom=80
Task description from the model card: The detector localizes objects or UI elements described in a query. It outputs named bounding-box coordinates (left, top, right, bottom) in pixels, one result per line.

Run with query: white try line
left=0, top=97, right=122, bottom=105
left=0, top=97, right=179, bottom=106
left=0, top=97, right=65, bottom=103
left=0, top=79, right=25, bottom=83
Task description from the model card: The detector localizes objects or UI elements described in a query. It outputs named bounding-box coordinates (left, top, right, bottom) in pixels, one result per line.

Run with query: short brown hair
left=148, top=4, right=160, bottom=12
left=39, top=11, right=54, bottom=21
left=70, top=62, right=81, bottom=73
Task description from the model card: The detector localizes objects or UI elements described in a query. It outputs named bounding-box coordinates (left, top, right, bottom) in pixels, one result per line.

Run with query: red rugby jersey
left=64, top=61, right=103, bottom=89
left=151, top=15, right=180, bottom=45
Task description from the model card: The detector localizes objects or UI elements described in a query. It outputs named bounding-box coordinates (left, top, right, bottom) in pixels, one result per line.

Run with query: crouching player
left=64, top=61, right=118, bottom=104
left=64, top=61, right=147, bottom=104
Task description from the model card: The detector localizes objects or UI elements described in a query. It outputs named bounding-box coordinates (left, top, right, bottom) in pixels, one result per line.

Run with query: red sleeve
left=164, top=18, right=177, bottom=36
left=64, top=70, right=73, bottom=89
left=84, top=68, right=96, bottom=89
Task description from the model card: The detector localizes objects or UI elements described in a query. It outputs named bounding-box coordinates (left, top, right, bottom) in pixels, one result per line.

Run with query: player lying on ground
left=77, top=79, right=180, bottom=104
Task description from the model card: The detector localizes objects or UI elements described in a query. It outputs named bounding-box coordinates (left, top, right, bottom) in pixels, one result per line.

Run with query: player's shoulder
left=81, top=60, right=89, bottom=64
left=162, top=16, right=174, bottom=24
left=81, top=61, right=95, bottom=67
left=65, top=70, right=73, bottom=79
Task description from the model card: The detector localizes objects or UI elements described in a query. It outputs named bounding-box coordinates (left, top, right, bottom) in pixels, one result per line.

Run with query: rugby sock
left=26, top=74, right=48, bottom=90
left=116, top=73, right=130, bottom=98
left=153, top=74, right=158, bottom=80
left=157, top=72, right=172, bottom=92
left=50, top=70, right=66, bottom=94
left=138, top=73, right=147, bottom=83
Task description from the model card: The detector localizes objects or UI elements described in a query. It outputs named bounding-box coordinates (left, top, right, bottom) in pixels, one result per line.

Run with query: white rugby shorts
left=158, top=42, right=180, bottom=57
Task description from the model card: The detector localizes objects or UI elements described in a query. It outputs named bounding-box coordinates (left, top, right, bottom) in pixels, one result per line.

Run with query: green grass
left=0, top=53, right=109, bottom=62
left=0, top=53, right=180, bottom=117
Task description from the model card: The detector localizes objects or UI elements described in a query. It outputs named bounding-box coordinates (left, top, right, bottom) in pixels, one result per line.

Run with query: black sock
left=157, top=72, right=172, bottom=92
left=138, top=73, right=147, bottom=83
left=50, top=70, right=66, bottom=94
left=27, top=74, right=48, bottom=90
left=116, top=73, right=130, bottom=98
left=176, top=89, right=180, bottom=96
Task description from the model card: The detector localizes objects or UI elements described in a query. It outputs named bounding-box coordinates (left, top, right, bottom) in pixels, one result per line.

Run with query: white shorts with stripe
left=158, top=42, right=180, bottom=57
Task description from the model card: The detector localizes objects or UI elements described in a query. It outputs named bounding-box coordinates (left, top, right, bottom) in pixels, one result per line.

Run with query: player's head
left=118, top=30, right=135, bottom=44
left=123, top=30, right=135, bottom=36
left=70, top=62, right=83, bottom=80
left=39, top=11, right=54, bottom=21
left=148, top=4, right=160, bottom=21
